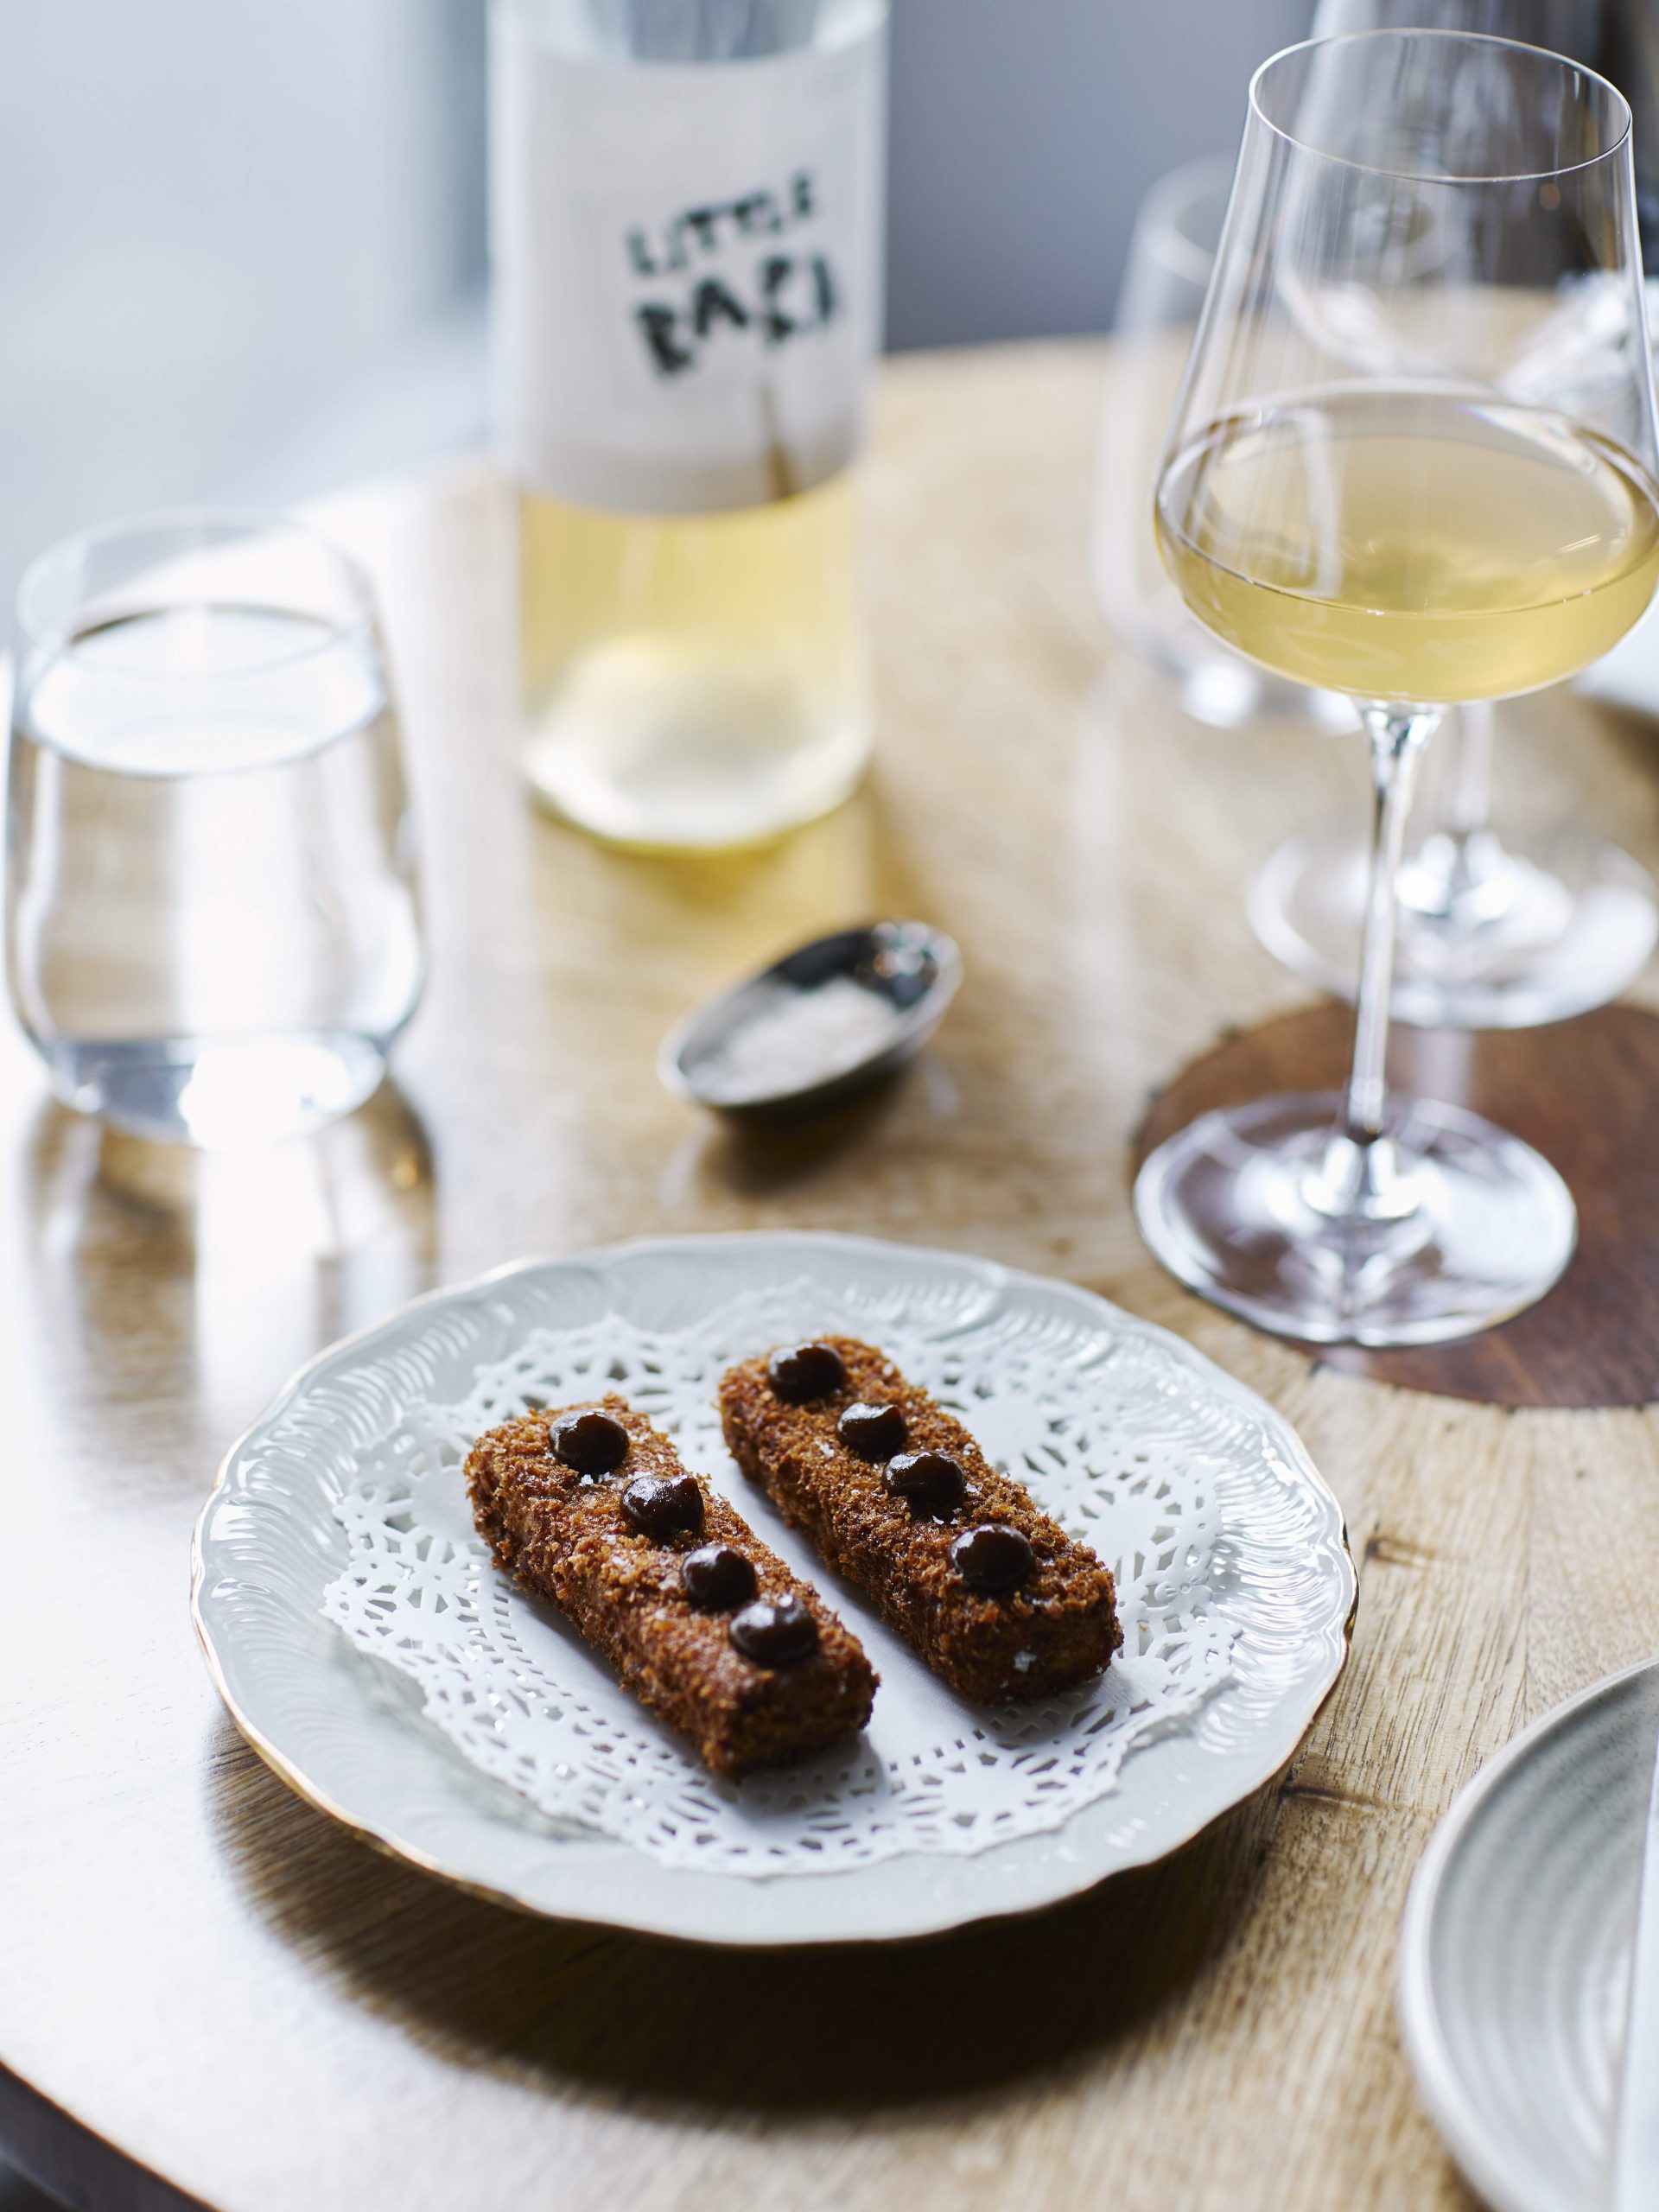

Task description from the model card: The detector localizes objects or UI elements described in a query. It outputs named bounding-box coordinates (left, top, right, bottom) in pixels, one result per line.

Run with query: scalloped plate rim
left=191, top=1230, right=1357, bottom=1948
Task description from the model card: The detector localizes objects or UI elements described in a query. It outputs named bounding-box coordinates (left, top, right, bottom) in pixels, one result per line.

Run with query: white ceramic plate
left=1399, top=1658, right=1659, bottom=2212
left=192, top=1233, right=1355, bottom=1947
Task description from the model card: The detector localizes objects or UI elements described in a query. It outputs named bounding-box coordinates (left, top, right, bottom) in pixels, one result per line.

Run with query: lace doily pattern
left=311, top=1255, right=1335, bottom=1878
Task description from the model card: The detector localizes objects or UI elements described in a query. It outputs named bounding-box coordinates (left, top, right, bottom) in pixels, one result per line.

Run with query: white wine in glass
left=1159, top=388, right=1659, bottom=702
left=1135, top=29, right=1659, bottom=1345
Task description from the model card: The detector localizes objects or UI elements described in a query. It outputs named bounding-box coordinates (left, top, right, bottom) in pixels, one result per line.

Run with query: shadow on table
left=683, top=1065, right=922, bottom=1198
left=209, top=1719, right=1274, bottom=2115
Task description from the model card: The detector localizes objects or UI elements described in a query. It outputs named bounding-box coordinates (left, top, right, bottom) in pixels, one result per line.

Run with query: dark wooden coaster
left=1133, top=1001, right=1659, bottom=1409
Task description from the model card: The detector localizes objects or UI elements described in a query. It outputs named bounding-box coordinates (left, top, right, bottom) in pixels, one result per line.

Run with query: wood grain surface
left=5, top=341, right=1659, bottom=2212
left=1136, top=1000, right=1659, bottom=1408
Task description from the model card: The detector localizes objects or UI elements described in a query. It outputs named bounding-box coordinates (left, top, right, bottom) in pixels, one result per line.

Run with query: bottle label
left=492, top=13, right=886, bottom=516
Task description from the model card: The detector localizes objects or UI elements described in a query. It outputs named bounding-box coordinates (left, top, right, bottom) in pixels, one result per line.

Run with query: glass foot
left=1249, top=817, right=1659, bottom=1028
left=1133, top=1091, right=1575, bottom=1346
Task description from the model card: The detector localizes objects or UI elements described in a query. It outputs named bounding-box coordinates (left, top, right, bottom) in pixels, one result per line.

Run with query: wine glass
left=1136, top=29, right=1659, bottom=1344
left=1091, top=156, right=1356, bottom=733
left=1249, top=0, right=1659, bottom=1029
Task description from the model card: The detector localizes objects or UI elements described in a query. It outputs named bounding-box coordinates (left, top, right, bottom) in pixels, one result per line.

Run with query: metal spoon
left=658, top=919, right=961, bottom=1116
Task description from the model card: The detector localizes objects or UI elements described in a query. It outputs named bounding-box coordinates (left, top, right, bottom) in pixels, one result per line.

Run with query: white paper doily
left=321, top=1282, right=1234, bottom=1876
left=194, top=1236, right=1353, bottom=1943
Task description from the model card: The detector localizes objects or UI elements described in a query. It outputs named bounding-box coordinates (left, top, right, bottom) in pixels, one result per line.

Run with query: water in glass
left=6, top=524, right=422, bottom=1145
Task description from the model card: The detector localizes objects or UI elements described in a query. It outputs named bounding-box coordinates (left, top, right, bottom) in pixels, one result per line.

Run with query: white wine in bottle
left=1155, top=385, right=1659, bottom=704
left=517, top=474, right=866, bottom=850
left=493, top=0, right=887, bottom=851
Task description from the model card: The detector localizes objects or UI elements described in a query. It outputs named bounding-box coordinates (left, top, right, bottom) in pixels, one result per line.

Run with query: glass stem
left=1397, top=697, right=1510, bottom=926
left=1345, top=707, right=1440, bottom=1144
left=1437, top=697, right=1494, bottom=843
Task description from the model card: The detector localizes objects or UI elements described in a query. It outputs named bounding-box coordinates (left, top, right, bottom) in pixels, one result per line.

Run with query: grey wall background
left=885, top=0, right=1313, bottom=346
left=0, top=1, right=1315, bottom=601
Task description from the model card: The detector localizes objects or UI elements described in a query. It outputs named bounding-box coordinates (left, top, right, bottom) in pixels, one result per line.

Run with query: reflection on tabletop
left=12, top=1080, right=435, bottom=1461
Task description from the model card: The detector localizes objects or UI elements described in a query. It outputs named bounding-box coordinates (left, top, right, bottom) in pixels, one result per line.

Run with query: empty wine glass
left=1248, top=0, right=1659, bottom=1028
left=1092, top=156, right=1355, bottom=733
left=1136, top=30, right=1659, bottom=1344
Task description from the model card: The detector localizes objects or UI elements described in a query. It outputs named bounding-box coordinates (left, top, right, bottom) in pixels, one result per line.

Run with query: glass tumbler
left=6, top=512, right=423, bottom=1146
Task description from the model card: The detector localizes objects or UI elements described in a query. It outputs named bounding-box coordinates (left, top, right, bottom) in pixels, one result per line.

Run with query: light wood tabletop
left=6, top=338, right=1659, bottom=2212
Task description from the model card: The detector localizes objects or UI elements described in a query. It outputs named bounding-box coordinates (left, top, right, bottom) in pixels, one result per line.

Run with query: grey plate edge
left=1396, top=1654, right=1659, bottom=2212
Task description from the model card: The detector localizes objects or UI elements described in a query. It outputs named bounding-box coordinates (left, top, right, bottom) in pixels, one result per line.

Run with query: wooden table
left=6, top=340, right=1659, bottom=2212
